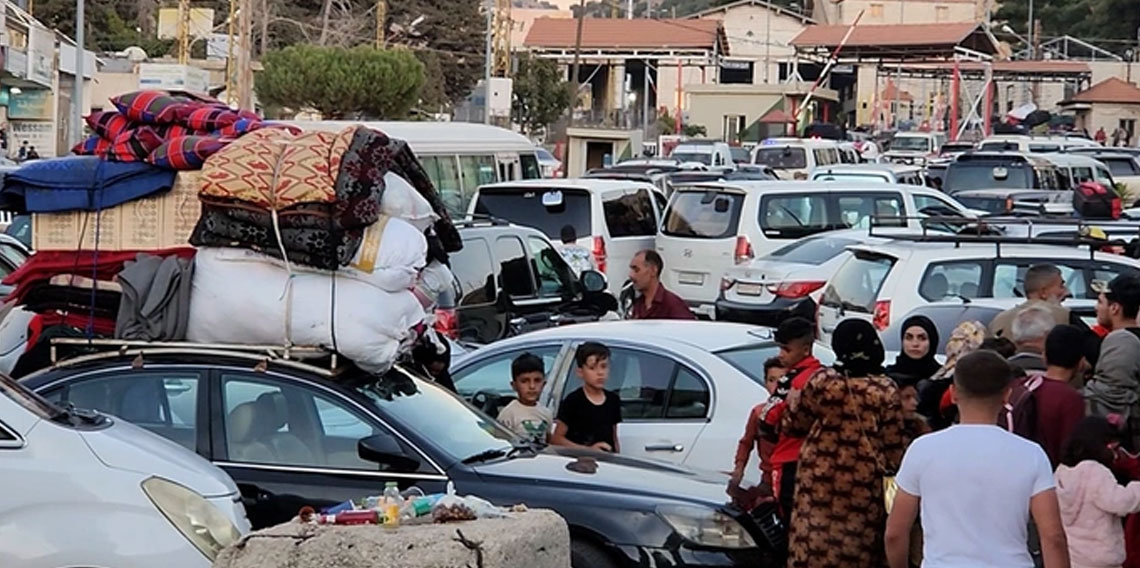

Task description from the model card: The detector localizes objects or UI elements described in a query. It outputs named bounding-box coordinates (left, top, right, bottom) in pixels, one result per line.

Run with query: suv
left=883, top=132, right=946, bottom=165
left=656, top=181, right=973, bottom=316
left=24, top=346, right=780, bottom=567
left=943, top=152, right=1065, bottom=194
left=442, top=218, right=616, bottom=345
left=810, top=163, right=927, bottom=186
left=470, top=179, right=666, bottom=294
left=816, top=235, right=1140, bottom=343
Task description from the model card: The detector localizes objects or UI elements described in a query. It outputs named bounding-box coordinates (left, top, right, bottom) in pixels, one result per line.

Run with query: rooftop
left=790, top=22, right=996, bottom=59
left=523, top=17, right=727, bottom=53
left=1064, top=77, right=1140, bottom=105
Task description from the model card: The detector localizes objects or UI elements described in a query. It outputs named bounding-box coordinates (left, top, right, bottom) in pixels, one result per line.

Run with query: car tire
left=571, top=539, right=619, bottom=568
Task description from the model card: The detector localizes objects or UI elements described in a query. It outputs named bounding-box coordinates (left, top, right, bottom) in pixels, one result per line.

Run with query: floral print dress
left=782, top=368, right=908, bottom=568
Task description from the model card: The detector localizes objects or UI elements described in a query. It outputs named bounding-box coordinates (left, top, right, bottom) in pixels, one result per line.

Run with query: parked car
left=451, top=320, right=836, bottom=480
left=810, top=163, right=927, bottom=186
left=3, top=214, right=30, bottom=250
left=879, top=298, right=1099, bottom=354
left=729, top=146, right=752, bottom=165
left=1086, top=152, right=1140, bottom=202
left=1041, top=152, right=1117, bottom=191
left=470, top=179, right=666, bottom=295
left=943, top=152, right=1065, bottom=194
left=751, top=138, right=843, bottom=180
left=978, top=134, right=1100, bottom=154
left=816, top=234, right=1140, bottom=343
left=938, top=141, right=976, bottom=158
left=25, top=346, right=783, bottom=567
left=536, top=147, right=562, bottom=178
left=883, top=132, right=946, bottom=165
left=0, top=370, right=248, bottom=567
left=656, top=181, right=973, bottom=316
left=441, top=218, right=617, bottom=344
left=669, top=140, right=736, bottom=168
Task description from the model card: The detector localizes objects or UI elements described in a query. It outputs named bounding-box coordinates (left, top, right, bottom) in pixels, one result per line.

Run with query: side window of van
left=760, top=194, right=831, bottom=236
left=604, top=189, right=658, bottom=237
left=423, top=156, right=463, bottom=215
left=836, top=194, right=905, bottom=228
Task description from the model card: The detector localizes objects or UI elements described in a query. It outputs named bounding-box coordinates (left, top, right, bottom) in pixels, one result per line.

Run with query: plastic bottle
left=383, top=482, right=403, bottom=527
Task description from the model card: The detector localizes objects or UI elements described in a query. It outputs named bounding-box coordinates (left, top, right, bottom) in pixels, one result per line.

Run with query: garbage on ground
left=299, top=483, right=519, bottom=528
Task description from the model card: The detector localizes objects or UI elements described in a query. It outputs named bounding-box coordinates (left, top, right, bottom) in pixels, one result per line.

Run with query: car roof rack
left=48, top=339, right=344, bottom=378
left=868, top=215, right=1140, bottom=259
left=451, top=213, right=513, bottom=228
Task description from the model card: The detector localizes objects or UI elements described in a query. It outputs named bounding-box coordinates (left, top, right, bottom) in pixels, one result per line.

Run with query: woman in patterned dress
left=782, top=319, right=908, bottom=568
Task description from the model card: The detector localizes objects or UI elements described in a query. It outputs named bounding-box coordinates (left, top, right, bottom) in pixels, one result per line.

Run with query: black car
left=444, top=218, right=617, bottom=344
left=24, top=346, right=775, bottom=567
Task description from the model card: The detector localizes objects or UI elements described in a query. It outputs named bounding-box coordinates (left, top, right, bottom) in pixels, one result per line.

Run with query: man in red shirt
left=628, top=250, right=696, bottom=320
left=758, top=317, right=822, bottom=521
left=1024, top=324, right=1088, bottom=467
left=728, top=357, right=785, bottom=509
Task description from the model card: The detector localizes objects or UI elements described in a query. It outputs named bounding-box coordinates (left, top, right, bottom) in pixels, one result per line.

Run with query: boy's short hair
left=953, top=350, right=1013, bottom=400
left=775, top=317, right=814, bottom=345
left=979, top=337, right=1017, bottom=359
left=1044, top=324, right=1086, bottom=369
left=1104, top=275, right=1140, bottom=319
left=575, top=342, right=611, bottom=368
left=763, top=357, right=784, bottom=376
left=511, top=352, right=545, bottom=379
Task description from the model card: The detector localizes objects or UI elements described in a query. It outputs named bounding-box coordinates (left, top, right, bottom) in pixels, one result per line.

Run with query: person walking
left=1096, top=127, right=1108, bottom=145
left=627, top=249, right=694, bottom=320
left=919, top=320, right=987, bottom=430
left=1087, top=275, right=1140, bottom=448
left=886, top=314, right=941, bottom=385
left=555, top=224, right=594, bottom=276
left=1016, top=324, right=1089, bottom=468
left=1009, top=305, right=1057, bottom=374
left=782, top=318, right=908, bottom=568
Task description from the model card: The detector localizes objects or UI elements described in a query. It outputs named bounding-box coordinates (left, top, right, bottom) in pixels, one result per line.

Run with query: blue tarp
left=0, top=156, right=176, bottom=214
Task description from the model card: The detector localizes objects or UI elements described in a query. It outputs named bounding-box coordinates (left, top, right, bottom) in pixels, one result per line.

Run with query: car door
left=211, top=370, right=448, bottom=529
left=450, top=344, right=567, bottom=418
left=557, top=345, right=708, bottom=465
left=450, top=236, right=504, bottom=344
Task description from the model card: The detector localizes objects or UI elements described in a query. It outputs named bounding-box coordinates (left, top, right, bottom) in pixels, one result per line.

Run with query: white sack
left=382, top=172, right=439, bottom=232
left=212, top=215, right=428, bottom=293
left=187, top=248, right=426, bottom=373
left=416, top=261, right=455, bottom=305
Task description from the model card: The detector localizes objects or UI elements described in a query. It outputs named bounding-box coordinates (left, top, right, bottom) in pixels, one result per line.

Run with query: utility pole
left=71, top=0, right=85, bottom=147
left=563, top=0, right=586, bottom=176
left=1027, top=0, right=1034, bottom=59
left=226, top=0, right=237, bottom=106
left=376, top=0, right=386, bottom=47
left=177, top=0, right=191, bottom=64
left=237, top=0, right=253, bottom=110
left=483, top=0, right=493, bottom=124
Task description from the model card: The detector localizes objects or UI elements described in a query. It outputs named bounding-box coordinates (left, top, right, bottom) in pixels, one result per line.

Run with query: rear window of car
left=765, top=236, right=859, bottom=265
left=944, top=162, right=1034, bottom=192
left=1105, top=158, right=1140, bottom=176
left=473, top=188, right=591, bottom=239
left=919, top=260, right=985, bottom=301
left=812, top=172, right=892, bottom=183
left=979, top=142, right=1020, bottom=152
left=821, top=253, right=895, bottom=313
left=603, top=189, right=657, bottom=237
left=662, top=190, right=744, bottom=239
left=760, top=194, right=832, bottom=238
left=754, top=147, right=807, bottom=169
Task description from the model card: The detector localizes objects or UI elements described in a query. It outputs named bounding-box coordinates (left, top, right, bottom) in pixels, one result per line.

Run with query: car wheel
left=571, top=539, right=619, bottom=568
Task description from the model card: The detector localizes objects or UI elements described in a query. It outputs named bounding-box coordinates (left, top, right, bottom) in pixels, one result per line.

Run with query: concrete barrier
left=214, top=510, right=571, bottom=568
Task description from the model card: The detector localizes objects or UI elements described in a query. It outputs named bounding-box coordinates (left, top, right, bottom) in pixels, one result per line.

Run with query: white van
left=751, top=138, right=842, bottom=180
left=669, top=140, right=736, bottom=168
left=977, top=135, right=1100, bottom=153
left=469, top=179, right=667, bottom=293
left=810, top=163, right=927, bottom=186
left=1041, top=152, right=1116, bottom=190
left=655, top=181, right=974, bottom=316
left=287, top=121, right=543, bottom=215
left=883, top=132, right=947, bottom=165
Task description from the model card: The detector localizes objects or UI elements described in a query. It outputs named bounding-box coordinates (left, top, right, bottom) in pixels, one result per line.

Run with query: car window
left=914, top=194, right=959, bottom=215
left=821, top=254, right=895, bottom=313
left=667, top=368, right=710, bottom=419
left=496, top=235, right=536, bottom=298
left=459, top=155, right=497, bottom=193
left=993, top=263, right=1084, bottom=299
left=422, top=156, right=463, bottom=216
left=945, top=162, right=1034, bottom=192
left=520, top=154, right=542, bottom=179
left=920, top=261, right=985, bottom=301
left=46, top=371, right=201, bottom=452
left=715, top=344, right=779, bottom=387
left=604, top=189, right=657, bottom=238
left=760, top=194, right=832, bottom=237
left=754, top=147, right=807, bottom=169
left=559, top=348, right=682, bottom=420
left=1072, top=167, right=1095, bottom=185
left=527, top=236, right=575, bottom=298
left=662, top=191, right=744, bottom=239
left=652, top=190, right=668, bottom=214
left=450, top=237, right=496, bottom=306
left=881, top=306, right=1003, bottom=353
left=221, top=374, right=419, bottom=472
left=473, top=188, right=592, bottom=240
left=452, top=346, right=563, bottom=403
left=765, top=236, right=858, bottom=265
left=1105, top=159, right=1140, bottom=177
left=836, top=194, right=905, bottom=228
left=1028, top=144, right=1061, bottom=153
left=1090, top=263, right=1140, bottom=299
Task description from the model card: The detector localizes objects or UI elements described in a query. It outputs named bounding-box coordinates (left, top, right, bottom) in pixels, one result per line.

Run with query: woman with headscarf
left=886, top=315, right=941, bottom=384
left=782, top=319, right=908, bottom=568
left=917, top=320, right=986, bottom=430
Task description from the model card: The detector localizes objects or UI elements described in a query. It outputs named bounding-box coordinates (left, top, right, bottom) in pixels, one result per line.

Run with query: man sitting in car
left=628, top=250, right=695, bottom=320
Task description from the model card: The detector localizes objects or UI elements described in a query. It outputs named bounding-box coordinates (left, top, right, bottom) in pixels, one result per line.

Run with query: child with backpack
left=1056, top=416, right=1140, bottom=568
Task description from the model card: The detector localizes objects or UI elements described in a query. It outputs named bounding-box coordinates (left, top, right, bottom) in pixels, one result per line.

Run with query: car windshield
left=535, top=148, right=555, bottom=161
left=473, top=188, right=592, bottom=239
left=765, top=236, right=859, bottom=265
left=730, top=148, right=751, bottom=163
left=0, top=373, right=62, bottom=421
left=754, top=147, right=807, bottom=169
left=891, top=137, right=931, bottom=152
left=356, top=371, right=520, bottom=462
left=662, top=191, right=744, bottom=239
left=945, top=163, right=1034, bottom=192
left=671, top=152, right=713, bottom=165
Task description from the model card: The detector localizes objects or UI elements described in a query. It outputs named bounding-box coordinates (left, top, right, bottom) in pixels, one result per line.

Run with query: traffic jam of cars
left=5, top=121, right=1140, bottom=568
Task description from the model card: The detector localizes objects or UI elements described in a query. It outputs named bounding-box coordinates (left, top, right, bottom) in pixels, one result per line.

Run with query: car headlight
left=657, top=505, right=757, bottom=549
left=142, top=477, right=242, bottom=561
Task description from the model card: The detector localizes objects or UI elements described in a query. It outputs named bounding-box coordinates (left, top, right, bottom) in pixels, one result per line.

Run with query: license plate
left=736, top=283, right=764, bottom=296
left=678, top=272, right=704, bottom=286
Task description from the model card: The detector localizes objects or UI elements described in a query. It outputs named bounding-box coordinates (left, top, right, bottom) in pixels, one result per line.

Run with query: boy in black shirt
left=551, top=342, right=622, bottom=452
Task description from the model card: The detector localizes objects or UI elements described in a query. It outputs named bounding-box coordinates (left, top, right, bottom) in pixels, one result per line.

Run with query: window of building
left=869, top=3, right=884, bottom=18
left=935, top=6, right=950, bottom=21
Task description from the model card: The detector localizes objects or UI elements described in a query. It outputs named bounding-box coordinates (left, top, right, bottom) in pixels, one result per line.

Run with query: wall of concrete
left=694, top=3, right=809, bottom=85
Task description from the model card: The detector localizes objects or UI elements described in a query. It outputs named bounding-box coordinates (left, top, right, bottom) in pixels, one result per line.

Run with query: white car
left=816, top=235, right=1140, bottom=344
left=450, top=320, right=836, bottom=484
left=470, top=179, right=667, bottom=294
left=751, top=138, right=843, bottom=180
left=810, top=163, right=927, bottom=186
left=0, top=373, right=249, bottom=567
left=535, top=147, right=562, bottom=178
left=884, top=132, right=946, bottom=165
left=669, top=141, right=736, bottom=169
left=656, top=180, right=974, bottom=316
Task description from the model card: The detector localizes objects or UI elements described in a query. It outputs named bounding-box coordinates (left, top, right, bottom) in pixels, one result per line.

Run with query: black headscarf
left=411, top=335, right=457, bottom=393
left=887, top=315, right=942, bottom=383
left=831, top=319, right=885, bottom=377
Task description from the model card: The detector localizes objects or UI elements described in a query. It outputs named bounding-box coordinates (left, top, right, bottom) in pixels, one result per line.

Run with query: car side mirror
left=358, top=434, right=420, bottom=472
left=580, top=270, right=607, bottom=294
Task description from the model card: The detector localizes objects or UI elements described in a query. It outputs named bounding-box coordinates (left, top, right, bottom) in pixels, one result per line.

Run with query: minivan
left=943, top=152, right=1065, bottom=194
left=750, top=138, right=842, bottom=180
left=655, top=181, right=974, bottom=316
left=470, top=179, right=667, bottom=293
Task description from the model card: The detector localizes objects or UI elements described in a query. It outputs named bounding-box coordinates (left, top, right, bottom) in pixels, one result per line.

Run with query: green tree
left=656, top=110, right=707, bottom=137
left=257, top=45, right=425, bottom=119
left=995, top=0, right=1138, bottom=53
left=387, top=0, right=485, bottom=105
left=512, top=54, right=572, bottom=136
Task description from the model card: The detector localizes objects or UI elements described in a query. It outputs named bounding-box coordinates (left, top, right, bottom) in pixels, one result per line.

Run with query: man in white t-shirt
left=885, top=350, right=1070, bottom=568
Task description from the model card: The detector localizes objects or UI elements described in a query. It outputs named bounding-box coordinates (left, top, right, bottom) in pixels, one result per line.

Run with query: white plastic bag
left=382, top=172, right=438, bottom=232
left=187, top=248, right=425, bottom=372
left=431, top=482, right=507, bottom=523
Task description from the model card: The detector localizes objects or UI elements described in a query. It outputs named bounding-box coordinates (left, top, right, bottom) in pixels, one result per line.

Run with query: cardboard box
left=32, top=171, right=202, bottom=251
